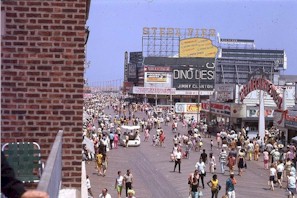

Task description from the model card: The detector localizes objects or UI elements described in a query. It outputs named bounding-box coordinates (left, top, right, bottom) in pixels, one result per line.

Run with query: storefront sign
left=132, top=86, right=176, bottom=95
left=175, top=103, right=201, bottom=114
left=206, top=102, right=231, bottom=116
left=172, top=58, right=215, bottom=90
left=240, top=78, right=283, bottom=109
left=285, top=113, right=297, bottom=128
left=175, top=90, right=213, bottom=96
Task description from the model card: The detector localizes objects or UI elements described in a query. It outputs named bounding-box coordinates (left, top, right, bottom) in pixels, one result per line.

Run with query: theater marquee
left=172, top=58, right=215, bottom=91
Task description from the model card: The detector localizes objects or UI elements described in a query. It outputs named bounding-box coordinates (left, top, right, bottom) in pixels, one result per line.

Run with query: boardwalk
left=86, top=108, right=287, bottom=198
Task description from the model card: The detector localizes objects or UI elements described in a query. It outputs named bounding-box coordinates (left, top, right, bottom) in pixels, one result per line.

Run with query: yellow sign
left=175, top=103, right=201, bottom=114
left=179, top=38, right=218, bottom=58
left=186, top=104, right=201, bottom=113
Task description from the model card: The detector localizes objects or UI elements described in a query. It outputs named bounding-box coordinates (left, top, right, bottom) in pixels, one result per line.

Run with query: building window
left=1, top=11, right=5, bottom=36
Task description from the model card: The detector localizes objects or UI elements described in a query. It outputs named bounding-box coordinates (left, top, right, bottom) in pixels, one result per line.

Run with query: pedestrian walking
left=209, top=153, right=216, bottom=174
left=102, top=154, right=108, bottom=177
left=247, top=141, right=254, bottom=161
left=124, top=169, right=134, bottom=197
left=263, top=149, right=269, bottom=169
left=207, top=174, right=221, bottom=198
left=115, top=171, right=124, bottom=198
left=195, top=158, right=206, bottom=189
left=268, top=164, right=277, bottom=191
left=277, top=160, right=284, bottom=188
left=109, top=131, right=114, bottom=149
left=287, top=171, right=296, bottom=198
left=86, top=175, right=93, bottom=198
left=225, top=173, right=237, bottom=198
left=237, top=149, right=245, bottom=176
left=96, top=151, right=103, bottom=176
left=200, top=149, right=208, bottom=164
left=173, top=148, right=182, bottom=173
left=219, top=149, right=227, bottom=174
left=98, top=188, right=111, bottom=198
left=127, top=189, right=136, bottom=198
left=189, top=177, right=202, bottom=198
left=188, top=170, right=200, bottom=197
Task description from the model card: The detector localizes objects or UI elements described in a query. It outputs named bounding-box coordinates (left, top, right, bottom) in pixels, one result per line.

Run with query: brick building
left=1, top=0, right=91, bottom=188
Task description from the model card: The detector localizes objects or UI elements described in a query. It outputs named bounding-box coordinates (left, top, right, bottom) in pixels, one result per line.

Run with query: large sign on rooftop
left=143, top=27, right=216, bottom=38
left=180, top=38, right=218, bottom=58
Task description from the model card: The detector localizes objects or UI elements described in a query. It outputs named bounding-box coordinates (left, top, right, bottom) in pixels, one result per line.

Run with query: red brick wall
left=1, top=0, right=88, bottom=188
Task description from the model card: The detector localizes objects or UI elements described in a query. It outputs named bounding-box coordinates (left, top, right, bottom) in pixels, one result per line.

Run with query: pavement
left=86, top=108, right=287, bottom=198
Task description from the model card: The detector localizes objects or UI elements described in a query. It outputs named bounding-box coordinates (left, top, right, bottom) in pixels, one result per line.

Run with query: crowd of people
left=82, top=93, right=297, bottom=198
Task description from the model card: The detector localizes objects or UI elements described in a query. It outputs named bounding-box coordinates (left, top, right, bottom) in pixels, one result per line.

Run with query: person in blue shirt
left=109, top=131, right=115, bottom=149
left=225, top=173, right=236, bottom=198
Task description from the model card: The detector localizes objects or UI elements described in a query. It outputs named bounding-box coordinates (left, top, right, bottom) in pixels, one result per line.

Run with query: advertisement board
left=132, top=86, right=176, bottom=95
left=215, top=84, right=235, bottom=102
left=175, top=90, right=213, bottom=96
left=175, top=103, right=201, bottom=114
left=179, top=38, right=218, bottom=58
left=209, top=102, right=231, bottom=117
left=172, top=58, right=215, bottom=90
left=144, top=66, right=171, bottom=72
left=145, top=72, right=168, bottom=83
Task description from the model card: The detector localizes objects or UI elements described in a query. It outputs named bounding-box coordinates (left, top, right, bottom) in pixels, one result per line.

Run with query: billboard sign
left=143, top=27, right=216, bottom=38
left=215, top=84, right=235, bottom=102
left=172, top=58, right=215, bottom=90
left=179, top=38, right=218, bottom=58
left=145, top=72, right=168, bottom=83
left=144, top=66, right=171, bottom=72
left=132, top=86, right=176, bottom=95
left=175, top=103, right=201, bottom=114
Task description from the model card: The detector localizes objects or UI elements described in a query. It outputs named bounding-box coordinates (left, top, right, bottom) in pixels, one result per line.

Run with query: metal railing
left=81, top=161, right=88, bottom=198
left=37, top=130, right=63, bottom=198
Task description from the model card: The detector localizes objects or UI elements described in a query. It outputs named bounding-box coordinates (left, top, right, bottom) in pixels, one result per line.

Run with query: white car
left=120, top=135, right=141, bottom=147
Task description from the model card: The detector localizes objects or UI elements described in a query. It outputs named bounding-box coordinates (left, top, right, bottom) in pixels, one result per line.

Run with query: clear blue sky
left=86, top=0, right=297, bottom=83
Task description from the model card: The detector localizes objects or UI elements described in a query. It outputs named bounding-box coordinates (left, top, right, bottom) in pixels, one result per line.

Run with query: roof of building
left=279, top=75, right=297, bottom=82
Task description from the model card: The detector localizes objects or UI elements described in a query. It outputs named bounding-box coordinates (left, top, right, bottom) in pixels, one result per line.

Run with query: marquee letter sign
left=239, top=78, right=283, bottom=109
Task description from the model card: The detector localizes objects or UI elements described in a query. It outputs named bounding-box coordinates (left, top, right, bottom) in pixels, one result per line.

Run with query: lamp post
left=197, top=69, right=201, bottom=124
left=190, top=67, right=201, bottom=124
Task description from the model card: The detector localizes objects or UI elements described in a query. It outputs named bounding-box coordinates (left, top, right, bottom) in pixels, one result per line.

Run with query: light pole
left=190, top=67, right=201, bottom=124
left=197, top=68, right=201, bottom=124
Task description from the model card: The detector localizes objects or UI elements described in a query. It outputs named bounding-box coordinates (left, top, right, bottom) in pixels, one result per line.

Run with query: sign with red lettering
left=239, top=78, right=283, bottom=109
